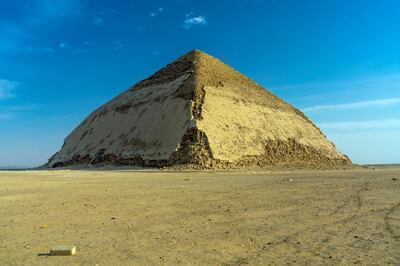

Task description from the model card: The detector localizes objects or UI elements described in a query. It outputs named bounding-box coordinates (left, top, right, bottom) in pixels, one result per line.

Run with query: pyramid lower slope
left=47, top=50, right=351, bottom=168
left=48, top=73, right=194, bottom=167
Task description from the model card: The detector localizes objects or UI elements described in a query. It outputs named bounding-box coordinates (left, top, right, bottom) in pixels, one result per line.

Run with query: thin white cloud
left=42, top=47, right=55, bottom=53
left=36, top=0, right=83, bottom=18
left=71, top=48, right=92, bottom=54
left=92, top=17, right=103, bottom=26
left=182, top=14, right=207, bottom=29
left=59, top=42, right=70, bottom=49
left=275, top=72, right=400, bottom=92
left=0, top=0, right=83, bottom=54
left=0, top=21, right=59, bottom=54
left=0, top=22, right=56, bottom=54
left=0, top=113, right=13, bottom=120
left=149, top=7, right=164, bottom=17
left=0, top=79, right=17, bottom=99
left=318, top=119, right=400, bottom=130
left=0, top=104, right=40, bottom=111
left=99, top=8, right=118, bottom=16
left=0, top=21, right=28, bottom=52
left=114, top=40, right=123, bottom=50
left=0, top=103, right=40, bottom=122
left=83, top=41, right=96, bottom=46
left=273, top=73, right=400, bottom=107
left=303, top=98, right=400, bottom=112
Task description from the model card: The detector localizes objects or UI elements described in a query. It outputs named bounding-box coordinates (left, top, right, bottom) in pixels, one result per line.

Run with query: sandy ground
left=0, top=167, right=399, bottom=265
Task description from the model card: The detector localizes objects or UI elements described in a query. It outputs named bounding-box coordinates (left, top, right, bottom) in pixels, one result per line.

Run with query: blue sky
left=1, top=0, right=400, bottom=167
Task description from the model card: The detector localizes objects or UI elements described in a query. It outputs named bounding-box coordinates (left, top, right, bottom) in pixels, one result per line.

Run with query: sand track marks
left=331, top=181, right=370, bottom=215
left=233, top=181, right=375, bottom=265
left=384, top=202, right=400, bottom=242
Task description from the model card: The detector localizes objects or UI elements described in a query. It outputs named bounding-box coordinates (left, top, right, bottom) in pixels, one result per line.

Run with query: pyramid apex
left=187, top=49, right=206, bottom=55
left=178, top=49, right=212, bottom=61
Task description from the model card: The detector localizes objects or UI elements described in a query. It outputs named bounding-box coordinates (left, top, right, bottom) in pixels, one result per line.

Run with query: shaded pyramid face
left=48, top=50, right=351, bottom=168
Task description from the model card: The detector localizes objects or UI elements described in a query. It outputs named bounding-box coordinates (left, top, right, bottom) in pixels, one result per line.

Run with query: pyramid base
left=48, top=128, right=351, bottom=169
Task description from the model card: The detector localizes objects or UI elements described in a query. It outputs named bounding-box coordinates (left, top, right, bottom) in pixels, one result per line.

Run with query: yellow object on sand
left=49, top=246, right=76, bottom=256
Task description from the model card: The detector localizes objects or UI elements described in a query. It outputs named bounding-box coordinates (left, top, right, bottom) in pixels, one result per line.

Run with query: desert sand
left=0, top=167, right=399, bottom=265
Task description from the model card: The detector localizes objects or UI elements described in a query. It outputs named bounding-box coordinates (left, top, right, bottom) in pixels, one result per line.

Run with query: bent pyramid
left=48, top=50, right=351, bottom=168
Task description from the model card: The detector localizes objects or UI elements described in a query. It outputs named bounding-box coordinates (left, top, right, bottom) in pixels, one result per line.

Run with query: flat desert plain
left=0, top=167, right=399, bottom=265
